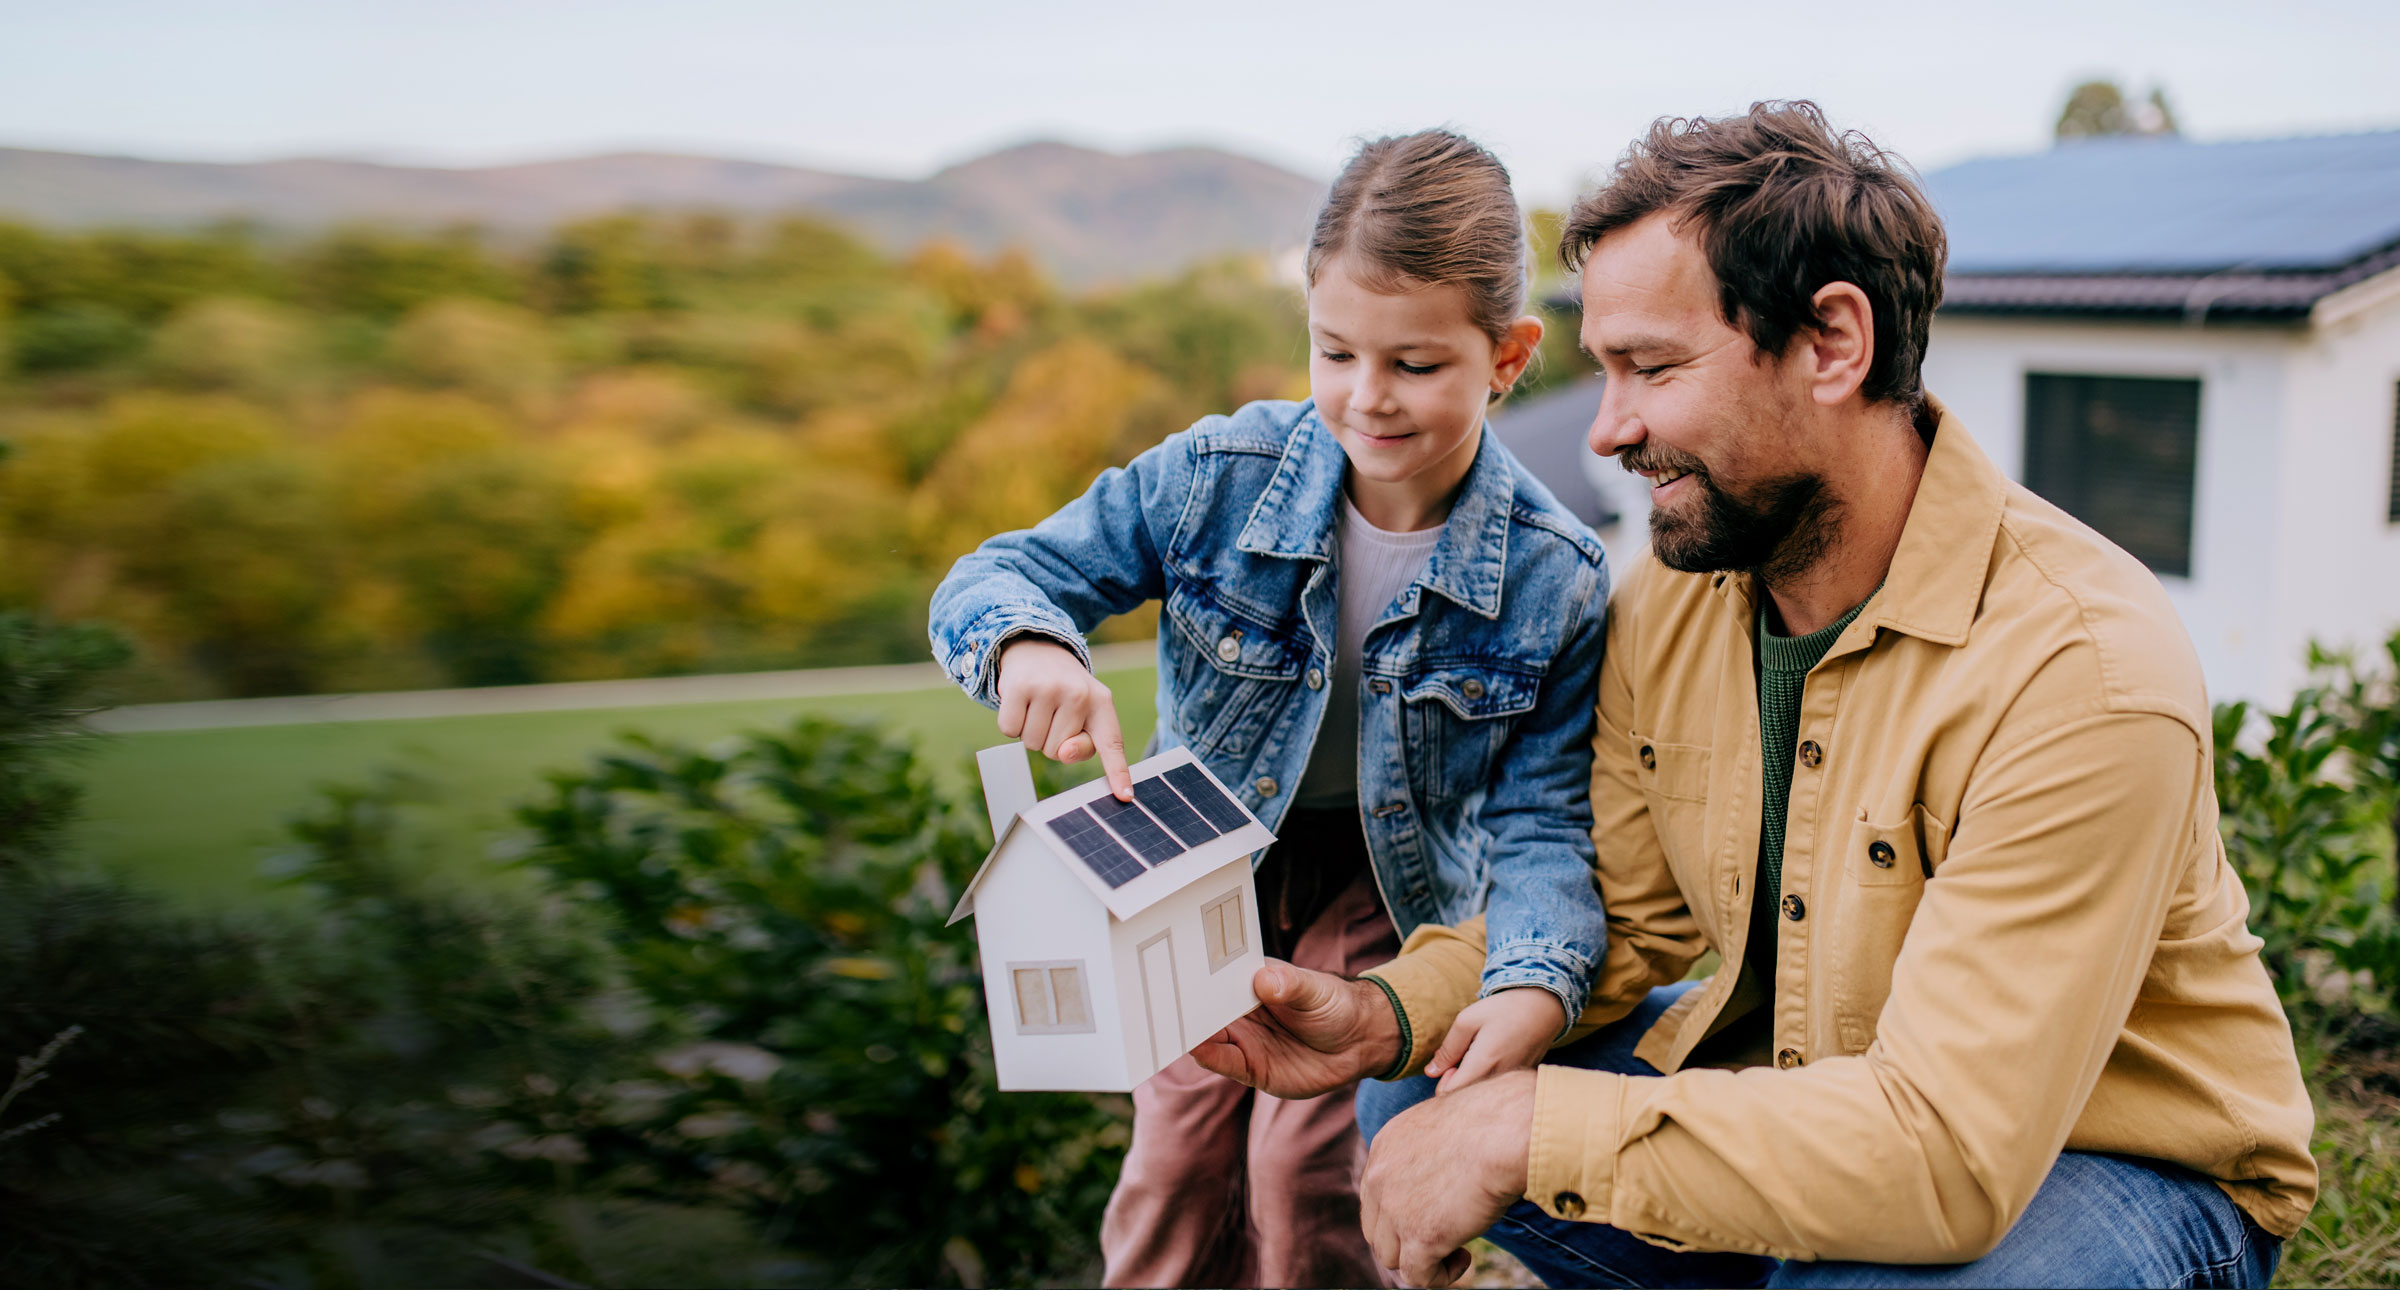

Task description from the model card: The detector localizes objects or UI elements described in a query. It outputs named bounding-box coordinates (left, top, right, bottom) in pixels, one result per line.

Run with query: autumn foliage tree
left=0, top=215, right=1306, bottom=698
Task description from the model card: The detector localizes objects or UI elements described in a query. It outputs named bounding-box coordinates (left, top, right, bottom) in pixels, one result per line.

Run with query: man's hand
left=994, top=638, right=1131, bottom=800
left=1425, top=987, right=1566, bottom=1093
left=1189, top=961, right=1401, bottom=1099
left=1361, top=1068, right=1539, bottom=1289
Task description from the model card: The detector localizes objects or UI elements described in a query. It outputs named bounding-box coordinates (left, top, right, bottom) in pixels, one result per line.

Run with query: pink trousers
left=1098, top=863, right=1400, bottom=1289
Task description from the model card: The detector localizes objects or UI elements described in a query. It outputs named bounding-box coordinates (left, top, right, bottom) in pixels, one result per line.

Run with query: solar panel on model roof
left=1050, top=805, right=1147, bottom=889
left=1088, top=794, right=1184, bottom=866
left=1131, top=775, right=1221, bottom=847
left=1162, top=764, right=1250, bottom=833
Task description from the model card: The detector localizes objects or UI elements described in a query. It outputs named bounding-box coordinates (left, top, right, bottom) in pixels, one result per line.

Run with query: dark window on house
left=2388, top=382, right=2400, bottom=524
left=2023, top=373, right=2202, bottom=577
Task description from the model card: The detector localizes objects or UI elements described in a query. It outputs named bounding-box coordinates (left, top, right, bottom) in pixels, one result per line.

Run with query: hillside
left=0, top=140, right=1327, bottom=283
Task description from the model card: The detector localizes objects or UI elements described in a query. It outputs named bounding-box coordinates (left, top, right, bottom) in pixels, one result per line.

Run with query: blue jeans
left=1355, top=983, right=2281, bottom=1288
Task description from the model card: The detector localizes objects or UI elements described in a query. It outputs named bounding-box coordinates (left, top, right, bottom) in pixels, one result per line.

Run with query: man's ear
left=1491, top=314, right=1545, bottom=394
left=1804, top=282, right=1875, bottom=407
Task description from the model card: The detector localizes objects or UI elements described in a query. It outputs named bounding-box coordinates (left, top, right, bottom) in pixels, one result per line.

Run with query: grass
left=2281, top=1036, right=2400, bottom=1288
left=66, top=664, right=1158, bottom=907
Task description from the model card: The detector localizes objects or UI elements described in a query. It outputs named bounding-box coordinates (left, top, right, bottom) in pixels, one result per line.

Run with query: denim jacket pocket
left=1164, top=585, right=1308, bottom=757
left=1400, top=664, right=1540, bottom=799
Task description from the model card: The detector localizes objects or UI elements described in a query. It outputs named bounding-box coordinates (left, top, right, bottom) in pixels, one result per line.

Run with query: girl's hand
left=995, top=638, right=1134, bottom=800
left=1423, top=987, right=1566, bottom=1093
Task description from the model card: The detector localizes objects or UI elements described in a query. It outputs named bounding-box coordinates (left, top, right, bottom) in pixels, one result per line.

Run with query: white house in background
left=949, top=744, right=1272, bottom=1092
left=1504, top=128, right=2400, bottom=703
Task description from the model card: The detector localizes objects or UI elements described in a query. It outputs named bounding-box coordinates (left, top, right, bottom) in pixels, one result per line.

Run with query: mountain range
left=0, top=140, right=1329, bottom=283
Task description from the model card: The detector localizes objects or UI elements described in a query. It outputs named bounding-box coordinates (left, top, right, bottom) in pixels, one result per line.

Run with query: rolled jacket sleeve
left=927, top=435, right=1190, bottom=706
left=1521, top=706, right=2210, bottom=1263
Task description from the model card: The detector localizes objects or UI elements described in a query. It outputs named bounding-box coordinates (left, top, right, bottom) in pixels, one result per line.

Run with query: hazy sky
left=7, top=0, right=2398, bottom=203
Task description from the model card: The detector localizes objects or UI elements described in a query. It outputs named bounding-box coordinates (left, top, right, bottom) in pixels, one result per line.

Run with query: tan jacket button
left=1553, top=1191, right=1587, bottom=1219
left=1255, top=777, right=1278, bottom=798
left=1777, top=1047, right=1803, bottom=1069
left=1639, top=744, right=1656, bottom=770
left=1216, top=635, right=1240, bottom=663
left=1781, top=893, right=1805, bottom=921
left=1799, top=740, right=1822, bottom=768
left=1868, top=840, right=1896, bottom=869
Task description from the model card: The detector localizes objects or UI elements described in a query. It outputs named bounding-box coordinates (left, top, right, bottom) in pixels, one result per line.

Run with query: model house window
left=1008, top=960, right=1094, bottom=1035
left=1201, top=888, right=1246, bottom=972
left=2023, top=373, right=2202, bottom=577
left=2387, top=382, right=2400, bottom=524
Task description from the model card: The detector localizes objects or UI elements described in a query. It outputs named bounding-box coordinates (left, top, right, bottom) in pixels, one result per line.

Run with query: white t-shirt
left=1293, top=494, right=1443, bottom=808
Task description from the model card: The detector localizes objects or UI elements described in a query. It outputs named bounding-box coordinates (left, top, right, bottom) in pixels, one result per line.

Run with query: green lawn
left=69, top=664, right=1159, bottom=907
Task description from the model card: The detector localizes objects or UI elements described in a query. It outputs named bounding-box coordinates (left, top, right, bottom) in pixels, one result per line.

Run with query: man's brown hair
left=1559, top=101, right=1947, bottom=408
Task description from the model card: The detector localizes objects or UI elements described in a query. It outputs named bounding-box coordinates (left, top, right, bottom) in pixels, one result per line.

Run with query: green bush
left=515, top=718, right=1129, bottom=1287
left=2214, top=631, right=2400, bottom=1032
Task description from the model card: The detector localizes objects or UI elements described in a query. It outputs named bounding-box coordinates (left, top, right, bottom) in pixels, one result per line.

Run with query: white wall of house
left=2269, top=274, right=2400, bottom=699
left=1917, top=304, right=2400, bottom=705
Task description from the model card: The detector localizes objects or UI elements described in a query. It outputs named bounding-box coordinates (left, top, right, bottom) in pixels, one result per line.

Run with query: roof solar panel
left=1089, top=794, right=1185, bottom=866
left=1163, top=764, right=1250, bottom=833
left=1049, top=806, right=1147, bottom=888
left=1132, top=776, right=1221, bottom=847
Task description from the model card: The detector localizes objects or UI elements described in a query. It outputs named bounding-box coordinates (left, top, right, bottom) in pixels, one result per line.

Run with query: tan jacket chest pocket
left=1845, top=803, right=1950, bottom=887
left=1630, top=731, right=1712, bottom=870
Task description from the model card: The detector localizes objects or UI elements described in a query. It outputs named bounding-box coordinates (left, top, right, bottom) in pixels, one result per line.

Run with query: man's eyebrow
left=1598, top=333, right=1683, bottom=358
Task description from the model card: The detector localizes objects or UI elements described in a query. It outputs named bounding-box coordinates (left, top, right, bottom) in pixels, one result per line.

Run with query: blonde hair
left=1306, top=129, right=1531, bottom=346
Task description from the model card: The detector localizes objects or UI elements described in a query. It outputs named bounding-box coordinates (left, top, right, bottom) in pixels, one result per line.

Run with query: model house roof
left=949, top=747, right=1275, bottom=924
left=1925, top=128, right=2400, bottom=322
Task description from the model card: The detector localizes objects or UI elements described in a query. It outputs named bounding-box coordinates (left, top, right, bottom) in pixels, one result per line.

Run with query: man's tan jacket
left=1363, top=402, right=2316, bottom=1263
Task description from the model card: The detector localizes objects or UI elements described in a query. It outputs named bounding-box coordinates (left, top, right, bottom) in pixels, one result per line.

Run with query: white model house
left=1508, top=127, right=2400, bottom=704
left=949, top=744, right=1273, bottom=1092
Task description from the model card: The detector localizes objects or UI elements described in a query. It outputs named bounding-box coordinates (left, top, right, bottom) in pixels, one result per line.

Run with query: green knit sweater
left=1747, top=591, right=1877, bottom=995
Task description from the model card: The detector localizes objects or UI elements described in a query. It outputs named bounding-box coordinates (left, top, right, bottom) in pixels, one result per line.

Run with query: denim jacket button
left=1216, top=635, right=1240, bottom=663
left=1461, top=677, right=1485, bottom=700
left=1368, top=678, right=1393, bottom=695
left=1254, top=776, right=1278, bottom=798
left=1305, top=666, right=1324, bottom=690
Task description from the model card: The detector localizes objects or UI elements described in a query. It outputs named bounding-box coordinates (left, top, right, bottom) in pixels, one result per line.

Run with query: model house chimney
left=976, top=742, right=1039, bottom=837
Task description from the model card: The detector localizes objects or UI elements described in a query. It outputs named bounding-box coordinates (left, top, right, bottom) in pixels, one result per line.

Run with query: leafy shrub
left=2215, top=631, right=2400, bottom=1032
left=515, top=717, right=1129, bottom=1286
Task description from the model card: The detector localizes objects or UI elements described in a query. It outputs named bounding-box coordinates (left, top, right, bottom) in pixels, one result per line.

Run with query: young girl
left=929, top=130, right=1610, bottom=1289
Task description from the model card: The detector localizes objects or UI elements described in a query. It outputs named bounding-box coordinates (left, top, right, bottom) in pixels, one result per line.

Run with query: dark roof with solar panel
left=1922, top=128, right=2400, bottom=323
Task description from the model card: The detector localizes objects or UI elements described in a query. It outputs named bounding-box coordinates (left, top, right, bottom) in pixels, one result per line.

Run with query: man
left=1192, top=102, right=2316, bottom=1288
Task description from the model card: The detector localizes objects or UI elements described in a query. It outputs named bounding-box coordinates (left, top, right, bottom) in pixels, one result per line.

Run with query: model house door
left=1137, top=931, right=1183, bottom=1070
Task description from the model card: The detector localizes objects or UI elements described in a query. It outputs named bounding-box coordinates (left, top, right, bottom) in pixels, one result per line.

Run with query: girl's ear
left=1489, top=314, right=1546, bottom=394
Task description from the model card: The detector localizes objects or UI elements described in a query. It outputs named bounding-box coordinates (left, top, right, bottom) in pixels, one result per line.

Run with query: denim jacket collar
left=1235, top=402, right=1512, bottom=620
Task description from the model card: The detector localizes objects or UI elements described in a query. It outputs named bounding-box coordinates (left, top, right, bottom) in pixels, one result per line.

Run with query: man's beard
left=1626, top=446, right=1836, bottom=583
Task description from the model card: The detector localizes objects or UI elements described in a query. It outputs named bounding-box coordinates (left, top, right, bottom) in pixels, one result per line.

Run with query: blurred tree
left=385, top=297, right=559, bottom=408
left=333, top=392, right=581, bottom=686
left=911, top=337, right=1162, bottom=564
left=2056, top=80, right=2181, bottom=141
left=293, top=224, right=518, bottom=318
left=541, top=214, right=675, bottom=314
left=147, top=297, right=313, bottom=396
left=9, top=303, right=145, bottom=374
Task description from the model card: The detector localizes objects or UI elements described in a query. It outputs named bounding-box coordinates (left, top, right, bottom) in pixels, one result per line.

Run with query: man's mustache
left=1616, top=445, right=1710, bottom=480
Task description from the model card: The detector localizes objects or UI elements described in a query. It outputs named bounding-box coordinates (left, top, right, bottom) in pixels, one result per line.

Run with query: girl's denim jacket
left=929, top=399, right=1611, bottom=1017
